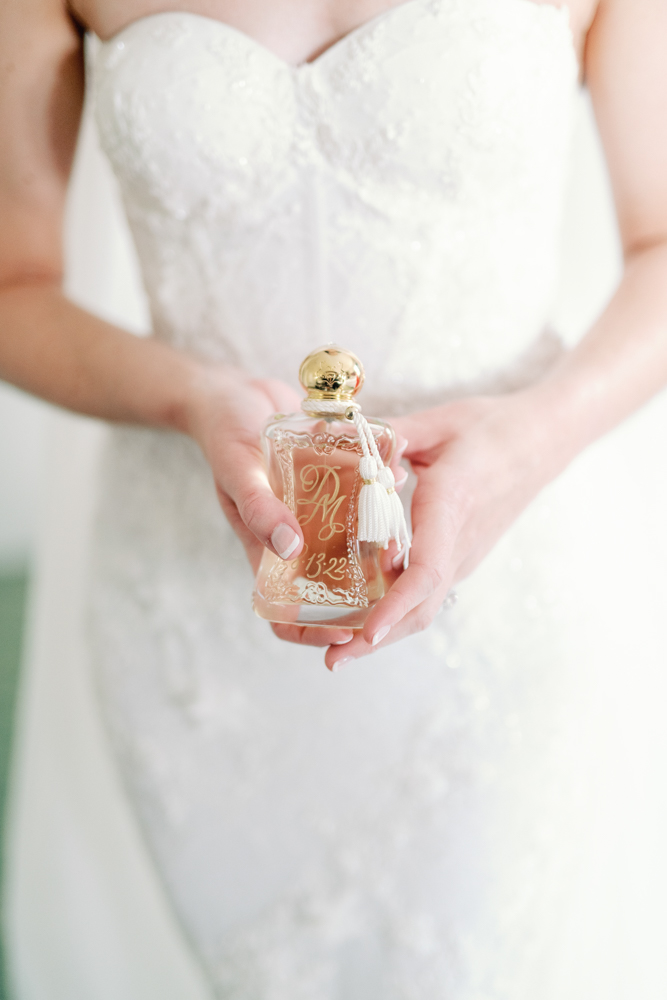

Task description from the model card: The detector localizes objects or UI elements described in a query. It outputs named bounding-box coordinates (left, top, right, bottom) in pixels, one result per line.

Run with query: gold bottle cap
left=299, top=344, right=365, bottom=401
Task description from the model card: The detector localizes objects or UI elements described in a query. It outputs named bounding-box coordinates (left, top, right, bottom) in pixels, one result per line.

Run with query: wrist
left=508, top=370, right=597, bottom=480
left=181, top=361, right=223, bottom=442
left=181, top=359, right=249, bottom=447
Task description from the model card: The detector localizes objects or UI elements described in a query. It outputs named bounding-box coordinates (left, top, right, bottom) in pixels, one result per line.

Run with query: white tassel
left=376, top=466, right=411, bottom=568
left=301, top=396, right=411, bottom=563
left=377, top=465, right=410, bottom=549
left=352, top=409, right=411, bottom=564
left=357, top=455, right=389, bottom=545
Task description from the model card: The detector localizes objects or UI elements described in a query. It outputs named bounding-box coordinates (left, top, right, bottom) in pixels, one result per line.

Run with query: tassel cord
left=300, top=398, right=411, bottom=564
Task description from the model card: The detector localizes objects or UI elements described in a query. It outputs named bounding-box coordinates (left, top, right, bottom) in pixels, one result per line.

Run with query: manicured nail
left=371, top=625, right=391, bottom=646
left=332, top=634, right=354, bottom=645
left=271, top=523, right=299, bottom=560
left=392, top=550, right=405, bottom=569
left=332, top=657, right=354, bottom=672
left=396, top=438, right=409, bottom=456
left=394, top=469, right=408, bottom=489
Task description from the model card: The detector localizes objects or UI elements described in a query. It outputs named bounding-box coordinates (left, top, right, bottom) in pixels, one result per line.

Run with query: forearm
left=524, top=241, right=667, bottom=469
left=0, top=281, right=207, bottom=433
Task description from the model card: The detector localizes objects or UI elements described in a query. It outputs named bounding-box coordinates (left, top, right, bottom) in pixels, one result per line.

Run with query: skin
left=1, top=0, right=666, bottom=672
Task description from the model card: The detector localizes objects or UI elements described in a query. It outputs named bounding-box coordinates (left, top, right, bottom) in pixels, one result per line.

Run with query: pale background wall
left=0, top=390, right=48, bottom=571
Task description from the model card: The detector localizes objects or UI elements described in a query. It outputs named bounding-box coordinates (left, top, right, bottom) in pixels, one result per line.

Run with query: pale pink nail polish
left=271, top=523, right=299, bottom=560
left=332, top=635, right=354, bottom=645
left=371, top=625, right=391, bottom=646
left=332, top=657, right=354, bottom=672
left=392, top=551, right=405, bottom=569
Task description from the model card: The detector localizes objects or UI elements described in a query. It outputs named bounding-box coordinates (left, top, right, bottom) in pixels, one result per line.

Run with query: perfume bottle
left=253, top=345, right=405, bottom=629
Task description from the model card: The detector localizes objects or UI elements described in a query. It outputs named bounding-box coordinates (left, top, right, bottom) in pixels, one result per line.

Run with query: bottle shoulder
left=263, top=411, right=393, bottom=439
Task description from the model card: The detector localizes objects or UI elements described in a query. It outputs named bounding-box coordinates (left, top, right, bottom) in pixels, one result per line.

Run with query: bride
left=2, top=0, right=667, bottom=995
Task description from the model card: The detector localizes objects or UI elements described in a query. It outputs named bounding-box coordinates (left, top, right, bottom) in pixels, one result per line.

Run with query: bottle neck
left=301, top=398, right=358, bottom=418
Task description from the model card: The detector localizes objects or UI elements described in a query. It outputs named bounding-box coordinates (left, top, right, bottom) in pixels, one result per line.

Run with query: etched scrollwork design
left=264, top=429, right=369, bottom=607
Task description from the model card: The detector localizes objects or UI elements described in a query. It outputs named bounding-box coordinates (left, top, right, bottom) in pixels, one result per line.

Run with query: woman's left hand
left=324, top=390, right=572, bottom=670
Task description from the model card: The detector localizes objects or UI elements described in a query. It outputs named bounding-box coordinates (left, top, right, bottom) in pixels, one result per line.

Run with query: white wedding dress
left=7, top=2, right=667, bottom=997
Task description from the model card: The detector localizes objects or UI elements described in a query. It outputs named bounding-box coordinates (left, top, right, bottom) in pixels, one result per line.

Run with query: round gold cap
left=299, top=344, right=364, bottom=401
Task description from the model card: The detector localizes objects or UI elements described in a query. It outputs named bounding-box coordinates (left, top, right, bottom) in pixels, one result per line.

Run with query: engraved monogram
left=296, top=464, right=348, bottom=541
left=262, top=430, right=370, bottom=609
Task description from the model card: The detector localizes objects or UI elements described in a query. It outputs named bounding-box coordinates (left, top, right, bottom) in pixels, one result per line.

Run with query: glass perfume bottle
left=253, top=345, right=400, bottom=629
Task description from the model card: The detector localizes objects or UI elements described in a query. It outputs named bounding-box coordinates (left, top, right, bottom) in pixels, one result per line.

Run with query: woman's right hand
left=186, top=362, right=408, bottom=651
left=186, top=363, right=306, bottom=574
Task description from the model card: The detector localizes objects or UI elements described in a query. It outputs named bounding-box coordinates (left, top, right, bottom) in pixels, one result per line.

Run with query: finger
left=240, top=536, right=265, bottom=574
left=325, top=588, right=448, bottom=670
left=393, top=436, right=409, bottom=462
left=220, top=441, right=304, bottom=560
left=272, top=623, right=355, bottom=648
left=360, top=477, right=461, bottom=644
left=389, top=437, right=408, bottom=478
left=385, top=436, right=409, bottom=505
left=386, top=416, right=431, bottom=454
left=394, top=467, right=409, bottom=492
left=380, top=541, right=404, bottom=577
left=250, top=377, right=302, bottom=415
left=216, top=487, right=266, bottom=572
left=389, top=412, right=454, bottom=458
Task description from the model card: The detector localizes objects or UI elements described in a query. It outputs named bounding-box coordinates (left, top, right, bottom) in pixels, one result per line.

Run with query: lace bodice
left=94, top=0, right=577, bottom=405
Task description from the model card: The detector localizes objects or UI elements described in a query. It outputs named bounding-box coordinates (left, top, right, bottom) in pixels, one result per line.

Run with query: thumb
left=220, top=442, right=304, bottom=561
left=389, top=410, right=448, bottom=457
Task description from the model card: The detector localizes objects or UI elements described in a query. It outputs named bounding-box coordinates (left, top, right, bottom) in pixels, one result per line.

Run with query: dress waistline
left=363, top=328, right=566, bottom=417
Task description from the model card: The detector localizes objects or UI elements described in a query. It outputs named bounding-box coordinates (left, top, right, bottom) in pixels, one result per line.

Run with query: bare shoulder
left=0, top=0, right=84, bottom=286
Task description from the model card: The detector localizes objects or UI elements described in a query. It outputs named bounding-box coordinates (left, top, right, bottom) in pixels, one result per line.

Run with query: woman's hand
left=187, top=364, right=306, bottom=570
left=267, top=432, right=410, bottom=650
left=324, top=389, right=573, bottom=670
left=187, top=364, right=412, bottom=650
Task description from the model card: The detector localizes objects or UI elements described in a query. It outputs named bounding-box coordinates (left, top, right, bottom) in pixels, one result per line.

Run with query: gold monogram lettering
left=296, top=465, right=348, bottom=541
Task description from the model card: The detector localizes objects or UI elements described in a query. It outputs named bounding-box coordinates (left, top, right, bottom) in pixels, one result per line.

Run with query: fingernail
left=331, top=657, right=354, bottom=672
left=332, top=634, right=354, bottom=645
left=271, top=523, right=299, bottom=560
left=391, top=550, right=405, bottom=569
left=394, top=469, right=408, bottom=489
left=397, top=438, right=409, bottom=456
left=371, top=625, right=391, bottom=646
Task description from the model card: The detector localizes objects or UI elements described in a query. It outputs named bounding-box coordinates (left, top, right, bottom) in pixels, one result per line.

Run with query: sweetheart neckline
left=98, top=0, right=574, bottom=74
